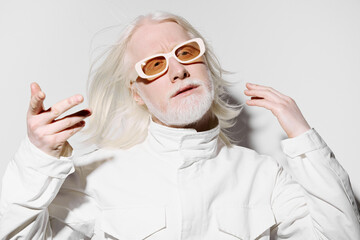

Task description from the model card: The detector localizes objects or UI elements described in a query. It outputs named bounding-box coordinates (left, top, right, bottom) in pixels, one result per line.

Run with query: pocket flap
left=100, top=206, right=166, bottom=239
left=216, top=205, right=275, bottom=240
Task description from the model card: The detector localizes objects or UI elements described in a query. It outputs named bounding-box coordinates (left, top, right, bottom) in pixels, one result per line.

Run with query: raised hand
left=27, top=82, right=91, bottom=158
left=244, top=82, right=311, bottom=138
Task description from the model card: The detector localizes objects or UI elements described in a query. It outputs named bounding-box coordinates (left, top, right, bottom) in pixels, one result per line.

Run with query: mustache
left=168, top=79, right=205, bottom=98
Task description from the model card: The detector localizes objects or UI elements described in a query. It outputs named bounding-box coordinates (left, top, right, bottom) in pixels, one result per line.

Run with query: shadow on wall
left=224, top=93, right=360, bottom=215
left=223, top=94, right=253, bottom=150
left=354, top=190, right=360, bottom=215
left=356, top=196, right=360, bottom=215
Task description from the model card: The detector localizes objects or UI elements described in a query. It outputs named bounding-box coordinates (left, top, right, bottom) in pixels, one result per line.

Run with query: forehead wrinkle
left=140, top=34, right=188, bottom=56
left=153, top=40, right=179, bottom=55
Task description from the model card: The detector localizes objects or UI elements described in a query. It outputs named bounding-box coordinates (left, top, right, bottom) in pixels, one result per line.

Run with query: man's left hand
left=244, top=82, right=311, bottom=138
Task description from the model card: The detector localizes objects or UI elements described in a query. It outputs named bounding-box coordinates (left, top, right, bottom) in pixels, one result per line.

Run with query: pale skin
left=244, top=82, right=311, bottom=138
left=26, top=23, right=309, bottom=158
left=27, top=82, right=91, bottom=158
left=27, top=81, right=310, bottom=159
left=129, top=21, right=215, bottom=132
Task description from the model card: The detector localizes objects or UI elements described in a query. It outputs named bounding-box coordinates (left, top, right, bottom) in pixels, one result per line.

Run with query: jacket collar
left=145, top=119, right=220, bottom=168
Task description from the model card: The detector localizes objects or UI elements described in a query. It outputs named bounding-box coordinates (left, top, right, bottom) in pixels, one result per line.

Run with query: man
left=0, top=12, right=359, bottom=239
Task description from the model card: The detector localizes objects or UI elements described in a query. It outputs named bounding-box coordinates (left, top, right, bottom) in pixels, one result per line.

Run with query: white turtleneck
left=0, top=121, right=359, bottom=239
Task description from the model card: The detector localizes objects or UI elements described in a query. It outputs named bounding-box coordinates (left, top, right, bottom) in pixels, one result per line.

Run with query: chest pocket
left=100, top=206, right=166, bottom=240
left=216, top=205, right=276, bottom=240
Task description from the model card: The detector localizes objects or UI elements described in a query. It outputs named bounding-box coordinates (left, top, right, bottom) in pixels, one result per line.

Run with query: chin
left=159, top=93, right=213, bottom=126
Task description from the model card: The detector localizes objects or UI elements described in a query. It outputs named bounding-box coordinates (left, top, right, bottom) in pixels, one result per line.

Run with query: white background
left=0, top=0, right=359, bottom=205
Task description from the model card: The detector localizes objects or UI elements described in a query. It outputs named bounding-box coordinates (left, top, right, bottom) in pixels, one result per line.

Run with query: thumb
left=28, top=82, right=45, bottom=115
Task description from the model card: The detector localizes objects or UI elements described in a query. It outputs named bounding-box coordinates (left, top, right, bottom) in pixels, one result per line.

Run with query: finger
left=246, top=98, right=276, bottom=112
left=53, top=120, right=86, bottom=143
left=28, top=82, right=46, bottom=115
left=30, top=82, right=42, bottom=97
left=244, top=89, right=280, bottom=103
left=246, top=82, right=271, bottom=90
left=246, top=83, right=286, bottom=99
left=44, top=109, right=91, bottom=134
left=41, top=94, right=84, bottom=123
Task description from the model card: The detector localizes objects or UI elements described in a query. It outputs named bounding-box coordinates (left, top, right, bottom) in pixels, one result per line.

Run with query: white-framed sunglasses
left=134, top=38, right=205, bottom=80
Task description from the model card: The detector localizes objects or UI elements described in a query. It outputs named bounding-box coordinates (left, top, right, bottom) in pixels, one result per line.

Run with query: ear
left=130, top=82, right=145, bottom=105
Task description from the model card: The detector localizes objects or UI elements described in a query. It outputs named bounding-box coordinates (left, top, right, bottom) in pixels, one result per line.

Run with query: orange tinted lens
left=142, top=56, right=167, bottom=76
left=175, top=41, right=201, bottom=62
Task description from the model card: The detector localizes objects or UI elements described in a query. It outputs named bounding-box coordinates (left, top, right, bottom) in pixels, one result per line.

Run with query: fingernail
left=76, top=95, right=83, bottom=102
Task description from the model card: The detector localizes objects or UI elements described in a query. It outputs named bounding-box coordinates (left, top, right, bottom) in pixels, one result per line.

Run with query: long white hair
left=84, top=12, right=242, bottom=149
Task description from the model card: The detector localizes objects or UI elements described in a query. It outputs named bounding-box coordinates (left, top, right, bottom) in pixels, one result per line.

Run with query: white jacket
left=0, top=121, right=359, bottom=239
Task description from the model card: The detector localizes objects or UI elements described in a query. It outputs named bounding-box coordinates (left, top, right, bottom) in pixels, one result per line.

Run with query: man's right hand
left=27, top=82, right=91, bottom=158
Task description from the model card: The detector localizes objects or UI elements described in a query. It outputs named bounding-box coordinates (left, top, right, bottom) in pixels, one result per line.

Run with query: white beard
left=136, top=78, right=214, bottom=127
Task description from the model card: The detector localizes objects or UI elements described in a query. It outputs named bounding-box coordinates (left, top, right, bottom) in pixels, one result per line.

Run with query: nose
left=168, top=57, right=190, bottom=82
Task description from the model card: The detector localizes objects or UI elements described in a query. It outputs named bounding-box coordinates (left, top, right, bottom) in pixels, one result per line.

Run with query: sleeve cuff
left=280, top=128, right=327, bottom=158
left=14, top=136, right=75, bottom=179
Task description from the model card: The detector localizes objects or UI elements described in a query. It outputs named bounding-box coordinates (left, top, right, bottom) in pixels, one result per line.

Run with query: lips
left=172, top=84, right=199, bottom=98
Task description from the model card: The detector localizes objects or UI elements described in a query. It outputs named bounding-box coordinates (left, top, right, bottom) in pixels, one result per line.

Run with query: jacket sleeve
left=272, top=128, right=360, bottom=239
left=0, top=137, right=76, bottom=239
